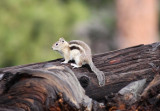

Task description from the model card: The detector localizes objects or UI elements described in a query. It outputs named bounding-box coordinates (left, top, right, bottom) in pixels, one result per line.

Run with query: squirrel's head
left=52, top=37, right=68, bottom=51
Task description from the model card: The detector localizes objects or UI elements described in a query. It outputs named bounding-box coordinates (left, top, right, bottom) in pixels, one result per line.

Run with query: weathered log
left=1, top=43, right=160, bottom=99
left=0, top=42, right=160, bottom=110
left=0, top=67, right=105, bottom=111
left=141, top=63, right=160, bottom=100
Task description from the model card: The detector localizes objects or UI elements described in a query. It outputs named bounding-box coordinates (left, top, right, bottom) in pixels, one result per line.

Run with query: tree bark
left=0, top=42, right=160, bottom=110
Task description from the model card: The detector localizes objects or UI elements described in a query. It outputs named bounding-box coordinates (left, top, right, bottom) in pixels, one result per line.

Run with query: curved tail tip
left=99, top=72, right=105, bottom=87
left=99, top=81, right=105, bottom=87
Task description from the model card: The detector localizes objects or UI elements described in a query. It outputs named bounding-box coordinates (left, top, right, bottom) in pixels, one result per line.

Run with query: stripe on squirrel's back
left=70, top=40, right=91, bottom=54
left=69, top=41, right=84, bottom=52
left=69, top=41, right=80, bottom=45
left=69, top=44, right=84, bottom=53
left=70, top=46, right=80, bottom=50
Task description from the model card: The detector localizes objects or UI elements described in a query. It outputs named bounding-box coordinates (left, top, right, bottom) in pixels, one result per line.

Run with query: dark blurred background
left=0, top=0, right=159, bottom=67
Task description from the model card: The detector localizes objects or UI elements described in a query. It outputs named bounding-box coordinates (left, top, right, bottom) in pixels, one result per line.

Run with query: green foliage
left=0, top=0, right=89, bottom=67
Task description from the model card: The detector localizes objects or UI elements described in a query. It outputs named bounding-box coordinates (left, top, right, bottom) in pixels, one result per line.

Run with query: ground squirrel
left=52, top=38, right=105, bottom=86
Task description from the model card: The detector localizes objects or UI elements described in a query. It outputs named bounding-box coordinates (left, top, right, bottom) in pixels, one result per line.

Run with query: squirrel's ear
left=59, top=37, right=65, bottom=41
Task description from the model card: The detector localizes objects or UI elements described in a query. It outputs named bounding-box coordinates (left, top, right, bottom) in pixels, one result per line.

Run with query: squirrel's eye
left=62, top=41, right=64, bottom=42
left=56, top=43, right=58, bottom=46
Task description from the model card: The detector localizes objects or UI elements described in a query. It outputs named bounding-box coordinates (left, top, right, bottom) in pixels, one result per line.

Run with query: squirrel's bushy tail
left=89, top=61, right=105, bottom=86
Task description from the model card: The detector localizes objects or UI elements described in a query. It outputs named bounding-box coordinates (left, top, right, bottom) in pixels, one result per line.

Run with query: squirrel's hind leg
left=71, top=56, right=83, bottom=68
left=71, top=63, right=81, bottom=68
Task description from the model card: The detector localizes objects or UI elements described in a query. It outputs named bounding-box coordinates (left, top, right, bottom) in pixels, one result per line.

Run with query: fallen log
left=0, top=42, right=160, bottom=110
left=0, top=67, right=104, bottom=111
